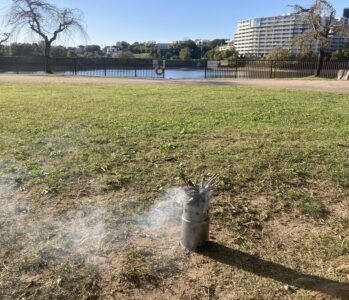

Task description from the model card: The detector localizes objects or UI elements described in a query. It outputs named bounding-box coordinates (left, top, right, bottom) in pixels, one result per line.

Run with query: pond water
left=65, top=69, right=207, bottom=79
left=164, top=69, right=205, bottom=79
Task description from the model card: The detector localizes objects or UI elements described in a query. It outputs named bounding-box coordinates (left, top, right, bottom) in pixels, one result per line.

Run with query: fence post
left=15, top=56, right=19, bottom=74
left=71, top=58, right=73, bottom=75
left=104, top=58, right=107, bottom=76
left=204, top=65, right=207, bottom=79
left=163, top=60, right=165, bottom=79
left=73, top=58, right=77, bottom=75
left=313, top=61, right=317, bottom=76
left=270, top=60, right=274, bottom=78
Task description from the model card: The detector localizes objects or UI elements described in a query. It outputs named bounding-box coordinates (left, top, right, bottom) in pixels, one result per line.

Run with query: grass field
left=0, top=82, right=348, bottom=299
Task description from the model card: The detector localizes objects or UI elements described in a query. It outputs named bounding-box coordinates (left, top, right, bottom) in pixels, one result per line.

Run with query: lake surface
left=164, top=69, right=205, bottom=79
left=70, top=69, right=312, bottom=79
left=66, top=69, right=207, bottom=79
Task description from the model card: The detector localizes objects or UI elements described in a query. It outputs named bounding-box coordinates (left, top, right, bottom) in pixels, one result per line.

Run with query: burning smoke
left=59, top=207, right=108, bottom=262
left=0, top=175, right=186, bottom=271
left=137, top=187, right=186, bottom=227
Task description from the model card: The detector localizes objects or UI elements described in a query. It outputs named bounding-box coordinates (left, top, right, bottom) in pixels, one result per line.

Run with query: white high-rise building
left=234, top=12, right=349, bottom=57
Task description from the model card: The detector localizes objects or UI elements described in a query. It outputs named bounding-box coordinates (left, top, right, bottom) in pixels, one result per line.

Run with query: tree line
left=0, top=42, right=102, bottom=58
left=2, top=40, right=348, bottom=61
left=112, top=39, right=237, bottom=60
left=265, top=46, right=349, bottom=61
left=0, top=39, right=238, bottom=61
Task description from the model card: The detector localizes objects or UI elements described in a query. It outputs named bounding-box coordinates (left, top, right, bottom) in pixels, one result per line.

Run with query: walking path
left=0, top=74, right=347, bottom=93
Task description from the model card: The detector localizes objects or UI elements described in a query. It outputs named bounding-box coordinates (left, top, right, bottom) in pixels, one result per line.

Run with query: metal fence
left=206, top=59, right=349, bottom=79
left=0, top=56, right=166, bottom=78
left=0, top=56, right=348, bottom=79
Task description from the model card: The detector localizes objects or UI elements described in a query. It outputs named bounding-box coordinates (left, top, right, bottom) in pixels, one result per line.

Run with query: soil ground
left=0, top=74, right=348, bottom=93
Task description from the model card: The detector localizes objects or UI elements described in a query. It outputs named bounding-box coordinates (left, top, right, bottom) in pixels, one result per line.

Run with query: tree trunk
left=44, top=44, right=52, bottom=74
left=315, top=48, right=325, bottom=77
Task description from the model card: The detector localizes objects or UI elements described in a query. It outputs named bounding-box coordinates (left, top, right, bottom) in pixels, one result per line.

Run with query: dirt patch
left=0, top=181, right=186, bottom=299
left=0, top=74, right=348, bottom=93
left=1, top=180, right=349, bottom=299
left=235, top=78, right=349, bottom=93
left=249, top=194, right=273, bottom=210
left=263, top=214, right=332, bottom=247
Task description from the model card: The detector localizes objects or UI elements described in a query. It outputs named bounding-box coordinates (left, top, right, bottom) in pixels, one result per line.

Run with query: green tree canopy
left=9, top=43, right=40, bottom=56
left=114, top=51, right=134, bottom=59
left=171, top=40, right=200, bottom=59
left=179, top=47, right=193, bottom=60
left=50, top=45, right=68, bottom=57
left=208, top=39, right=227, bottom=49
left=205, top=44, right=238, bottom=60
left=116, top=41, right=130, bottom=51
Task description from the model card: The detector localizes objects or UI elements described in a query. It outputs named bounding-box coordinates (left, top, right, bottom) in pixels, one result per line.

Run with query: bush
left=331, top=47, right=349, bottom=60
left=114, top=51, right=135, bottom=59
left=265, top=48, right=296, bottom=61
left=296, top=49, right=317, bottom=61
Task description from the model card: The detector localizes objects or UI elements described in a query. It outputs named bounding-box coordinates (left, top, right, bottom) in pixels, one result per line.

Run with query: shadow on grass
left=199, top=242, right=349, bottom=299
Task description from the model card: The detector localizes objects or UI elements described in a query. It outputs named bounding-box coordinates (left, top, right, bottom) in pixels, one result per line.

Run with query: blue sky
left=0, top=0, right=347, bottom=46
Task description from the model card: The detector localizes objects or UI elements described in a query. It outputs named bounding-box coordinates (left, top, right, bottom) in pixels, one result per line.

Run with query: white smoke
left=137, top=187, right=186, bottom=227
left=59, top=207, right=108, bottom=262
left=0, top=176, right=187, bottom=269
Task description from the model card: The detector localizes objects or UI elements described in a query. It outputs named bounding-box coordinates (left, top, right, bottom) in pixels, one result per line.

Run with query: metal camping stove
left=181, top=175, right=218, bottom=251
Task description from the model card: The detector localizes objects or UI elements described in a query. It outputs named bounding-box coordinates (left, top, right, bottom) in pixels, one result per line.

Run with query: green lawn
left=0, top=82, right=348, bottom=299
left=1, top=83, right=348, bottom=209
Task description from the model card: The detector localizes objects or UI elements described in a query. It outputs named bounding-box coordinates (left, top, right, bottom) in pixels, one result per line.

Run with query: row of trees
left=112, top=39, right=237, bottom=60
left=0, top=42, right=78, bottom=57
left=265, top=46, right=349, bottom=61
left=0, top=39, right=238, bottom=60
left=3, top=41, right=348, bottom=61
left=0, top=43, right=106, bottom=58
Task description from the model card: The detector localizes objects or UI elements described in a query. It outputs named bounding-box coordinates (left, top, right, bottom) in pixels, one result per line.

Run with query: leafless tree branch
left=290, top=0, right=349, bottom=76
left=6, top=0, right=87, bottom=73
left=0, top=32, right=10, bottom=45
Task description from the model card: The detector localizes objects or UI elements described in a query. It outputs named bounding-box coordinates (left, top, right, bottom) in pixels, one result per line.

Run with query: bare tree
left=7, top=0, right=86, bottom=73
left=0, top=32, right=10, bottom=45
left=291, top=0, right=349, bottom=76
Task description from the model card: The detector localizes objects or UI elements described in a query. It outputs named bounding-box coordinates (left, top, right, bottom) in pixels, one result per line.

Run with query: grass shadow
left=199, top=242, right=349, bottom=298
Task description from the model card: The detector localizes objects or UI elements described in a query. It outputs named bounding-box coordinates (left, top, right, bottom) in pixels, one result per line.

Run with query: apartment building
left=234, top=10, right=349, bottom=57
